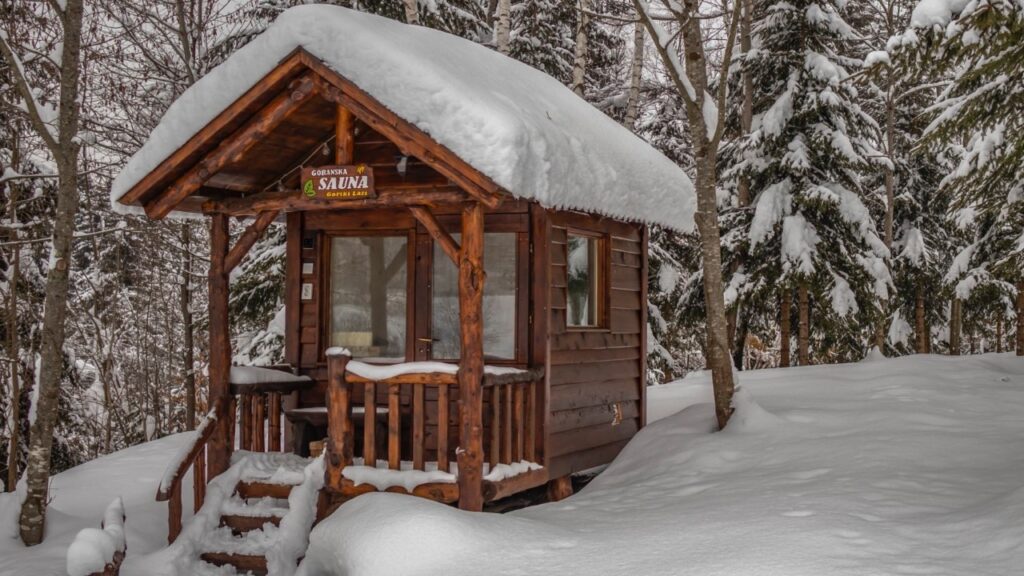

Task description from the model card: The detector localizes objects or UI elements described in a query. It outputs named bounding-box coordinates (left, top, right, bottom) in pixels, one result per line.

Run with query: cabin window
left=329, top=236, right=408, bottom=360
left=431, top=232, right=517, bottom=360
left=567, top=232, right=602, bottom=328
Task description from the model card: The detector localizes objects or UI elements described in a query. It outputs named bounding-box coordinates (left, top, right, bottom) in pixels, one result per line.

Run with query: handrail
left=156, top=396, right=227, bottom=543
left=156, top=396, right=226, bottom=501
left=344, top=371, right=459, bottom=386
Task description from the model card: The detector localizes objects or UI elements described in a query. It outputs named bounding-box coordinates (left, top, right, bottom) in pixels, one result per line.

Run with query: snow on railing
left=66, top=497, right=126, bottom=576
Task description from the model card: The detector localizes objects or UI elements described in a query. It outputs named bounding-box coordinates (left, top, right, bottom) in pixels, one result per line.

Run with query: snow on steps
left=164, top=452, right=324, bottom=576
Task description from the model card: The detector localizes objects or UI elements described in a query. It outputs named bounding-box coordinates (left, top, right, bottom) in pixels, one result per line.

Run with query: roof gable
left=112, top=5, right=696, bottom=232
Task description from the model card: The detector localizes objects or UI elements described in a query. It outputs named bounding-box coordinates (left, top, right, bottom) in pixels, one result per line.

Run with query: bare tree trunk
left=570, top=0, right=590, bottom=97
left=623, top=22, right=644, bottom=129
left=634, top=0, right=740, bottom=429
left=798, top=283, right=810, bottom=365
left=915, top=285, right=927, bottom=354
left=679, top=1, right=735, bottom=429
left=727, top=0, right=754, bottom=367
left=403, top=0, right=419, bottom=25
left=4, top=138, right=21, bottom=492
left=1017, top=281, right=1023, bottom=356
left=180, top=224, right=196, bottom=430
left=949, top=297, right=962, bottom=355
left=732, top=308, right=748, bottom=371
left=876, top=79, right=896, bottom=352
left=995, top=314, right=1003, bottom=353
left=780, top=290, right=791, bottom=367
left=7, top=0, right=85, bottom=546
left=495, top=0, right=511, bottom=54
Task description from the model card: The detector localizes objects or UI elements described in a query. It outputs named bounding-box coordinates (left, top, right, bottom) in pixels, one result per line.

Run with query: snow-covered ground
left=0, top=433, right=194, bottom=576
left=2, top=353, right=1023, bottom=575
left=300, top=353, right=1024, bottom=576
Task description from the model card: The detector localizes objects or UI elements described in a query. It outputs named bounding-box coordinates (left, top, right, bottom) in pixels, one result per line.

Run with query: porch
left=158, top=353, right=548, bottom=543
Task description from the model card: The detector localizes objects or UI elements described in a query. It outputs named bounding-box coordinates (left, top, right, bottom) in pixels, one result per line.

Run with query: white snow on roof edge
left=110, top=5, right=696, bottom=233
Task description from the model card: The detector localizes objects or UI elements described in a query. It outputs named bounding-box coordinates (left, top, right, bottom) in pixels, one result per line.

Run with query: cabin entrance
left=323, top=220, right=528, bottom=366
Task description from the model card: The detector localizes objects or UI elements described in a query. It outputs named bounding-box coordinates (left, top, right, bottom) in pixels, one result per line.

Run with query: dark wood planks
left=545, top=210, right=646, bottom=479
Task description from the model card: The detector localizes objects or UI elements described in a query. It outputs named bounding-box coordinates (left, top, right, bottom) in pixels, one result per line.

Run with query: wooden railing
left=323, top=352, right=543, bottom=499
left=156, top=397, right=226, bottom=543
left=156, top=367, right=313, bottom=543
left=232, top=365, right=314, bottom=453
left=485, top=370, right=542, bottom=468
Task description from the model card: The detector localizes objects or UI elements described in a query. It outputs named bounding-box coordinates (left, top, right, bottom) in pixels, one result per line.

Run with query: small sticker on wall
left=302, top=262, right=314, bottom=275
left=301, top=283, right=313, bottom=300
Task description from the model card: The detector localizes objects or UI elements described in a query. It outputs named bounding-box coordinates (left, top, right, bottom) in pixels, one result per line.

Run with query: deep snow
left=0, top=434, right=195, bottom=576
left=2, top=353, right=1023, bottom=575
left=300, top=353, right=1024, bottom=576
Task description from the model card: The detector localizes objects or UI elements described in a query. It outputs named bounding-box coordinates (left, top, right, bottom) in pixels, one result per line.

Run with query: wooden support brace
left=144, top=74, right=317, bottom=219
left=203, top=186, right=469, bottom=216
left=306, top=67, right=504, bottom=209
left=410, top=205, right=460, bottom=264
left=225, top=210, right=280, bottom=272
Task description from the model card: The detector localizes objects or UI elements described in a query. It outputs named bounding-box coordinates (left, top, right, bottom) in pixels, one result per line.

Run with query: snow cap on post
left=110, top=5, right=696, bottom=232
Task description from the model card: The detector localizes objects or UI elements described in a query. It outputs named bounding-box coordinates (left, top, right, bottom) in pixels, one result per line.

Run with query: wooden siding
left=282, top=203, right=648, bottom=476
left=545, top=211, right=647, bottom=479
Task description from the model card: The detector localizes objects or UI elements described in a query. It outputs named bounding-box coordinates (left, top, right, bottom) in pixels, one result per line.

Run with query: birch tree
left=633, top=0, right=740, bottom=428
left=0, top=0, right=87, bottom=545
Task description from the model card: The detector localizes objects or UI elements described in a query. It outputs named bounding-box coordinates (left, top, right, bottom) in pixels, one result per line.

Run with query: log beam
left=303, top=60, right=504, bottom=209
left=457, top=201, right=486, bottom=511
left=203, top=186, right=469, bottom=216
left=117, top=51, right=308, bottom=207
left=144, top=74, right=317, bottom=220
left=336, top=105, right=355, bottom=164
left=225, top=210, right=280, bottom=273
left=410, top=205, right=460, bottom=264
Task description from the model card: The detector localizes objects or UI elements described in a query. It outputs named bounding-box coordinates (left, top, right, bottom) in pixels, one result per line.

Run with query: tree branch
left=0, top=31, right=61, bottom=158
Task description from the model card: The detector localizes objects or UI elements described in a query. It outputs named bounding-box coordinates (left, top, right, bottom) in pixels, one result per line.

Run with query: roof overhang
left=117, top=48, right=507, bottom=220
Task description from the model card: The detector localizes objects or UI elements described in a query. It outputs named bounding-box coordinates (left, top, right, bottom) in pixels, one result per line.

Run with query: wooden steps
left=198, top=479, right=300, bottom=575
left=220, top=513, right=282, bottom=535
left=236, top=480, right=294, bottom=500
left=199, top=551, right=268, bottom=575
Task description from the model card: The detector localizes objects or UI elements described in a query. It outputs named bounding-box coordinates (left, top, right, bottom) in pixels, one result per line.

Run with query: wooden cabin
left=111, top=5, right=694, bottom=558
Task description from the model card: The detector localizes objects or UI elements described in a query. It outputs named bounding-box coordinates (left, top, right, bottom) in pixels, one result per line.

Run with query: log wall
left=544, top=210, right=647, bottom=479
left=282, top=203, right=648, bottom=477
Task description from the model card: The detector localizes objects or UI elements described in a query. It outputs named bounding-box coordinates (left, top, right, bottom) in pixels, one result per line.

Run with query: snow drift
left=299, top=353, right=1024, bottom=576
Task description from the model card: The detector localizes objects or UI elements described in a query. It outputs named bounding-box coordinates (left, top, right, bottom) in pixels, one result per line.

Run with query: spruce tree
left=894, top=0, right=1024, bottom=354
left=733, top=0, right=892, bottom=363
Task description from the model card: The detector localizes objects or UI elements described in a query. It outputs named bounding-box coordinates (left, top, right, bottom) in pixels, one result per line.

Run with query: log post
left=547, top=475, right=573, bottom=502
left=325, top=350, right=352, bottom=491
left=207, top=213, right=231, bottom=478
left=457, top=201, right=486, bottom=511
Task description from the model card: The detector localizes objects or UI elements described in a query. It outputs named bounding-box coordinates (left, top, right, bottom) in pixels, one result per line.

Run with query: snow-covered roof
left=111, top=5, right=696, bottom=232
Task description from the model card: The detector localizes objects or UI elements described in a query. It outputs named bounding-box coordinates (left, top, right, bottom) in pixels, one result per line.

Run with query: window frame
left=565, top=227, right=610, bottom=331
left=321, top=229, right=417, bottom=362
left=416, top=215, right=530, bottom=366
